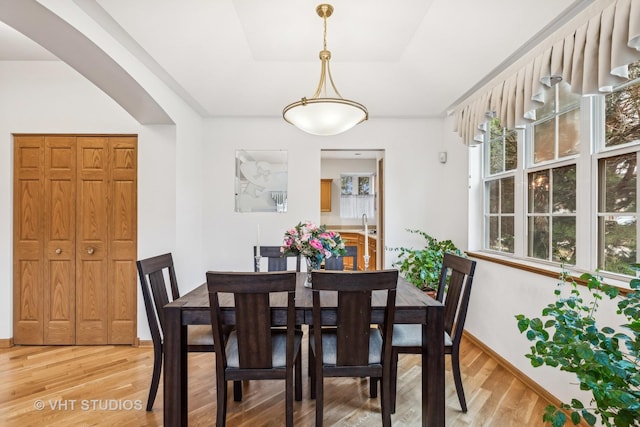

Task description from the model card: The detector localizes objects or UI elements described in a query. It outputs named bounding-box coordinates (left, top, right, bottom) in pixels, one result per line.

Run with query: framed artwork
left=235, top=150, right=288, bottom=212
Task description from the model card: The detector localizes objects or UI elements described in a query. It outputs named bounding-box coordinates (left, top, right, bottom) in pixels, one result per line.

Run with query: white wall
left=203, top=117, right=468, bottom=273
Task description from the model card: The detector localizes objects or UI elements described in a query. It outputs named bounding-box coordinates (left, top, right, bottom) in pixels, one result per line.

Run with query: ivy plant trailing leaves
left=515, top=266, right=640, bottom=427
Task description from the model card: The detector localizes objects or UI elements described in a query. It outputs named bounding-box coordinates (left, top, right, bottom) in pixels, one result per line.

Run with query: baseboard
left=138, top=339, right=153, bottom=348
left=0, top=338, right=14, bottom=348
left=463, top=331, right=590, bottom=427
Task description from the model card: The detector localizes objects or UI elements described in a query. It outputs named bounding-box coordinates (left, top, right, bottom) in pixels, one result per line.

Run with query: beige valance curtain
left=454, top=0, right=640, bottom=146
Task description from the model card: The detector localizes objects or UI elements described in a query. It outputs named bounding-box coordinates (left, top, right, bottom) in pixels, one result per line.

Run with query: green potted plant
left=389, top=229, right=464, bottom=293
left=515, top=266, right=640, bottom=427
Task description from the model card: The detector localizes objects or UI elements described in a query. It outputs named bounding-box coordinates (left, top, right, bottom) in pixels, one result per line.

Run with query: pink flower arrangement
left=281, top=221, right=346, bottom=262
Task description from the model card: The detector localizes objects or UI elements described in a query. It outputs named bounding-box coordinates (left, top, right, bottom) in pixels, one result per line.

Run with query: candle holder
left=254, top=255, right=262, bottom=272
left=363, top=254, right=370, bottom=271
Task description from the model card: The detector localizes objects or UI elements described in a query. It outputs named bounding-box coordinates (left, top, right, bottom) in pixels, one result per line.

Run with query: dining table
left=163, top=272, right=445, bottom=427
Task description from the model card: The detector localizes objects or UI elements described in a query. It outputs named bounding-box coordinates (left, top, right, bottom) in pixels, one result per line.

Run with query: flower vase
left=305, top=257, right=321, bottom=288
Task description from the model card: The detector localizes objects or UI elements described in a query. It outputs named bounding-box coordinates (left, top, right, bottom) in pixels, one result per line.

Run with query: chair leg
left=307, top=331, right=313, bottom=377
left=381, top=367, right=392, bottom=427
left=295, top=349, right=302, bottom=401
left=286, top=363, right=294, bottom=427
left=390, top=349, right=399, bottom=414
left=315, top=369, right=323, bottom=427
left=233, top=380, right=242, bottom=402
left=216, top=377, right=228, bottom=427
left=370, top=377, right=378, bottom=398
left=451, top=349, right=467, bottom=412
left=146, top=344, right=162, bottom=411
left=309, top=348, right=316, bottom=399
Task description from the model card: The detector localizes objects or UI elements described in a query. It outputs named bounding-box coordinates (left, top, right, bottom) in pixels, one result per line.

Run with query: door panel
left=14, top=136, right=45, bottom=344
left=44, top=136, right=76, bottom=344
left=108, top=137, right=137, bottom=343
left=76, top=137, right=109, bottom=344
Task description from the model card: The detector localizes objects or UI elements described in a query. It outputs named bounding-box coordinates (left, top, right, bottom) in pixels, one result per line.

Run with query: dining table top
left=166, top=271, right=441, bottom=325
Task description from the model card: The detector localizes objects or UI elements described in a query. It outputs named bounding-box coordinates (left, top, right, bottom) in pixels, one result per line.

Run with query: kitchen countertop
left=328, top=226, right=377, bottom=239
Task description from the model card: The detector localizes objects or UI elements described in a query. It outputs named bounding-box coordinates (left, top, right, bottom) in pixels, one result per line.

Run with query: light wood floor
left=0, top=335, right=551, bottom=426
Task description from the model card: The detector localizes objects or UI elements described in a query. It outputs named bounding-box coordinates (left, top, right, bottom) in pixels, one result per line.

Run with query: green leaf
left=517, top=318, right=529, bottom=333
left=570, top=411, right=581, bottom=425
left=581, top=410, right=596, bottom=426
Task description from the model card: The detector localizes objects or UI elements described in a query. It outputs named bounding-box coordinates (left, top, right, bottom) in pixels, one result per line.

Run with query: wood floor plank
left=0, top=338, right=557, bottom=426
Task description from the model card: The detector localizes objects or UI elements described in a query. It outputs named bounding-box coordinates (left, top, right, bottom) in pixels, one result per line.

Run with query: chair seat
left=391, top=324, right=452, bottom=348
left=187, top=325, right=215, bottom=346
left=225, top=329, right=303, bottom=369
left=311, top=328, right=383, bottom=365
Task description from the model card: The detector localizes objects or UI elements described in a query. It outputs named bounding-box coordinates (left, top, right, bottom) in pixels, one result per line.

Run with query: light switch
left=439, top=151, right=447, bottom=163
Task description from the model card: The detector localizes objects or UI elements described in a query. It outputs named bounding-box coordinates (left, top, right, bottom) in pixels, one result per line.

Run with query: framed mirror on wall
left=235, top=150, right=288, bottom=213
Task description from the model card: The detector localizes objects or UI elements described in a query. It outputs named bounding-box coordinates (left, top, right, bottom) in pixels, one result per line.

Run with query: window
left=480, top=75, right=640, bottom=278
left=596, top=72, right=640, bottom=275
left=339, top=173, right=375, bottom=218
left=527, top=165, right=576, bottom=263
left=484, top=118, right=516, bottom=253
left=340, top=174, right=374, bottom=196
left=597, top=153, right=637, bottom=275
left=526, top=83, right=580, bottom=264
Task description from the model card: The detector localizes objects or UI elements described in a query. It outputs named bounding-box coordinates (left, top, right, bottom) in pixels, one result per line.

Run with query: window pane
left=605, top=83, right=640, bottom=147
left=358, top=176, right=370, bottom=195
left=340, top=176, right=353, bottom=194
left=489, top=117, right=503, bottom=139
left=489, top=139, right=504, bottom=175
left=529, top=170, right=549, bottom=213
left=529, top=216, right=549, bottom=260
left=488, top=216, right=499, bottom=250
left=552, top=217, right=576, bottom=264
left=558, top=109, right=580, bottom=157
left=488, top=180, right=499, bottom=213
left=505, top=130, right=517, bottom=170
left=502, top=176, right=515, bottom=213
left=501, top=216, right=515, bottom=253
left=599, top=215, right=637, bottom=275
left=601, top=153, right=637, bottom=213
left=533, top=119, right=555, bottom=163
left=552, top=165, right=577, bottom=213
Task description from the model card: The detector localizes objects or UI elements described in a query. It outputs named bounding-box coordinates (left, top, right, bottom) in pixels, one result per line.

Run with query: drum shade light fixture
left=283, top=4, right=368, bottom=136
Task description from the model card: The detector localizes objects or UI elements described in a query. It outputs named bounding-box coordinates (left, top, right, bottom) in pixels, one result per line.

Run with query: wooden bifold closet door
left=13, top=135, right=137, bottom=345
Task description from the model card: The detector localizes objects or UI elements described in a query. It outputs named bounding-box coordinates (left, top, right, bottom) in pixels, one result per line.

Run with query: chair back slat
left=336, top=291, right=372, bottom=365
left=235, top=293, right=273, bottom=368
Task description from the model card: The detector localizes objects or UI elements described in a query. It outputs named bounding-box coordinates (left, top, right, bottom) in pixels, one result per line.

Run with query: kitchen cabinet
left=320, top=179, right=332, bottom=212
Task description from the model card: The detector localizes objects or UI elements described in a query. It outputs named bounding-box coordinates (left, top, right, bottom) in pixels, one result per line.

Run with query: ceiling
left=0, top=0, right=589, bottom=120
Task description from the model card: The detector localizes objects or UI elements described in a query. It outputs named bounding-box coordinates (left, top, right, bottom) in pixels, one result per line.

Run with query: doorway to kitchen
left=320, top=150, right=385, bottom=270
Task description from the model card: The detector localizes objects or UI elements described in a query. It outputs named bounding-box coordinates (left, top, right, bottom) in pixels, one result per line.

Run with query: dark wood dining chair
left=206, top=271, right=302, bottom=427
left=309, top=269, right=398, bottom=427
left=254, top=245, right=301, bottom=272
left=137, top=253, right=240, bottom=410
left=324, top=245, right=358, bottom=271
left=389, top=253, right=476, bottom=413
